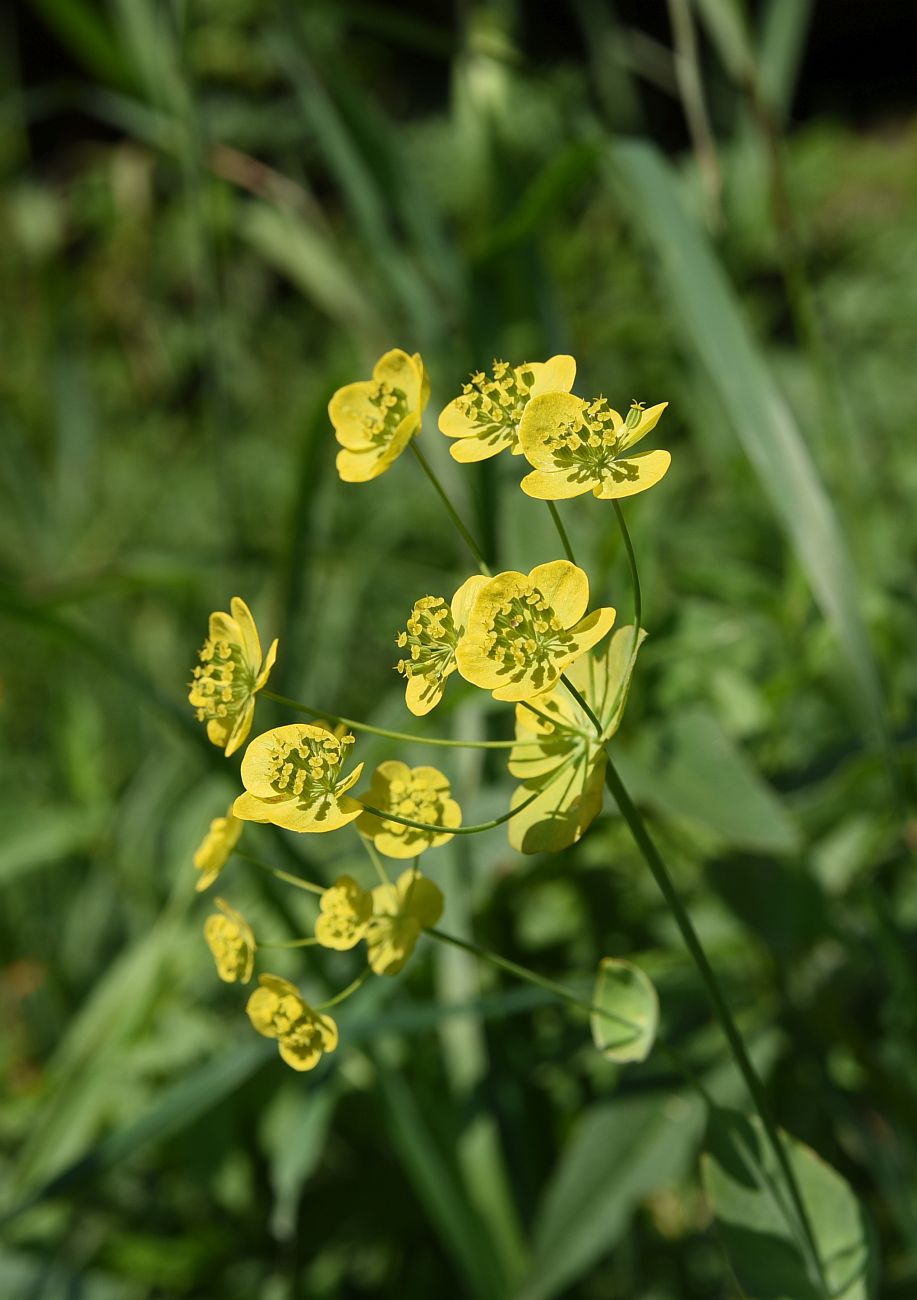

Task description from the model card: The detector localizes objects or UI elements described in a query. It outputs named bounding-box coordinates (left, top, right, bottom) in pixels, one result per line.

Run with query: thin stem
left=315, top=966, right=371, bottom=1010
left=519, top=696, right=592, bottom=741
left=261, top=689, right=522, bottom=750
left=429, top=928, right=714, bottom=1108
left=409, top=440, right=492, bottom=575
left=603, top=758, right=828, bottom=1292
left=357, top=832, right=391, bottom=886
left=358, top=755, right=577, bottom=837
left=235, top=849, right=325, bottom=895
left=612, top=501, right=642, bottom=632
left=258, top=936, right=320, bottom=949
left=560, top=674, right=604, bottom=737
left=546, top=501, right=576, bottom=564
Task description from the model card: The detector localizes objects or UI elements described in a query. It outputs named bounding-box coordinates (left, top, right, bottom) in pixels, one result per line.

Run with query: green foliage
left=590, top=958, right=659, bottom=1064
left=1, top=1, right=914, bottom=1297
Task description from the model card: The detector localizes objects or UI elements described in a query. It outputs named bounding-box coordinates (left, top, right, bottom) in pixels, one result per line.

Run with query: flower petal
left=520, top=467, right=593, bottom=500
left=596, top=450, right=671, bottom=499
left=255, top=638, right=279, bottom=692
left=508, top=749, right=607, bottom=854
left=404, top=671, right=447, bottom=716
left=617, top=401, right=668, bottom=451
left=438, top=396, right=478, bottom=439
left=230, top=597, right=262, bottom=669
left=374, top=348, right=422, bottom=409
left=335, top=446, right=387, bottom=483
left=225, top=697, right=255, bottom=757
left=232, top=790, right=280, bottom=823
left=530, top=560, right=589, bottom=628
left=328, top=381, right=377, bottom=448
left=526, top=354, right=577, bottom=399
left=449, top=430, right=513, bottom=462
left=450, top=574, right=489, bottom=632
left=563, top=605, right=617, bottom=663
left=518, top=392, right=585, bottom=470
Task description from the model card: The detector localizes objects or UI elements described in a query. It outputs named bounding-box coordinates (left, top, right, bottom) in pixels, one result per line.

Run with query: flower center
left=207, top=918, right=249, bottom=978
left=263, top=991, right=305, bottom=1036
left=457, top=359, right=535, bottom=450
left=382, top=775, right=444, bottom=837
left=395, top=596, right=457, bottom=681
left=361, top=380, right=409, bottom=446
left=482, top=584, right=574, bottom=675
left=190, top=638, right=254, bottom=722
left=265, top=732, right=356, bottom=803
left=541, top=397, right=629, bottom=480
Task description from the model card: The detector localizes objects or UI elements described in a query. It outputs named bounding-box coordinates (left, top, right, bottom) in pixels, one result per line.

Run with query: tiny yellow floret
left=315, top=874, right=374, bottom=951
left=395, top=574, right=488, bottom=716
left=365, top=868, right=444, bottom=975
left=456, top=560, right=615, bottom=701
left=439, top=355, right=577, bottom=462
left=188, top=596, right=278, bottom=757
left=204, top=898, right=255, bottom=983
left=193, top=807, right=242, bottom=892
left=233, top=723, right=364, bottom=834
left=357, top=761, right=461, bottom=859
left=330, top=348, right=429, bottom=483
left=519, top=395, right=670, bottom=501
left=246, top=974, right=339, bottom=1072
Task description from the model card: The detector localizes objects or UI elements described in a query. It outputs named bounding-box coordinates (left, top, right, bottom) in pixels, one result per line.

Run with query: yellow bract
left=357, top=761, right=461, bottom=859
left=395, top=575, right=488, bottom=716
left=439, top=355, right=576, bottom=462
left=366, top=868, right=444, bottom=975
left=456, top=559, right=616, bottom=702
left=331, top=348, right=430, bottom=483
left=193, top=807, right=242, bottom=892
left=507, top=625, right=646, bottom=853
left=246, top=973, right=339, bottom=1072
left=188, top=596, right=278, bottom=757
left=314, top=874, right=374, bottom=951
left=519, top=395, right=670, bottom=501
left=204, top=898, right=255, bottom=983
left=233, top=723, right=364, bottom=834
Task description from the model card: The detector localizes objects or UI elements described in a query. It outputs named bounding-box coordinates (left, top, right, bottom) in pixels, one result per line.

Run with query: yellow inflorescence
left=365, top=869, right=444, bottom=975
left=358, top=761, right=461, bottom=859
left=246, top=974, right=339, bottom=1072
left=394, top=575, right=488, bottom=716
left=233, top=724, right=364, bottom=834
left=315, top=875, right=374, bottom=951
left=188, top=597, right=277, bottom=756
left=439, top=354, right=577, bottom=462
left=193, top=808, right=242, bottom=892
left=330, top=348, right=429, bottom=483
left=204, top=899, right=255, bottom=983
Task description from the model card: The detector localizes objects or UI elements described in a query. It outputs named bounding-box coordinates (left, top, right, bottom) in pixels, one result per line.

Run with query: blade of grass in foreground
left=610, top=140, right=892, bottom=774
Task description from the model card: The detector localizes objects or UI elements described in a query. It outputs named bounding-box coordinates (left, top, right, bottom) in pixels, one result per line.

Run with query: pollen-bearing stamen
left=482, top=585, right=574, bottom=688
left=265, top=731, right=356, bottom=814
left=454, top=360, right=534, bottom=453
left=396, top=596, right=457, bottom=693
left=362, top=380, right=409, bottom=448
left=190, top=636, right=254, bottom=724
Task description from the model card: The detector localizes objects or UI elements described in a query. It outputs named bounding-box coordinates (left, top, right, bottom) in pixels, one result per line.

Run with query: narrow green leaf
left=610, top=141, right=890, bottom=757
left=702, top=1108, right=878, bottom=1300
left=590, top=957, right=659, bottom=1064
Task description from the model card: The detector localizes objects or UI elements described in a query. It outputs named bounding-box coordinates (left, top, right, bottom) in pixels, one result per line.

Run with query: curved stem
left=409, top=440, right=492, bottom=576
left=315, top=966, right=371, bottom=1011
left=357, top=832, right=391, bottom=886
left=261, top=689, right=522, bottom=750
left=429, top=928, right=714, bottom=1107
left=358, top=755, right=577, bottom=837
left=559, top=673, right=604, bottom=737
left=603, top=758, right=828, bottom=1292
left=235, top=849, right=325, bottom=895
left=612, top=500, right=642, bottom=632
left=258, top=936, right=320, bottom=949
left=546, top=501, right=576, bottom=565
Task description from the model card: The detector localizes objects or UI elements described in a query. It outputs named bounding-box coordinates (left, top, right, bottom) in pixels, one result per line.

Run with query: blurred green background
left=1, top=1, right=916, bottom=1296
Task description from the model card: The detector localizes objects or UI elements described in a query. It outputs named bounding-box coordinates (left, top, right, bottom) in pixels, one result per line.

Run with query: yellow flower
left=366, top=868, right=444, bottom=975
left=193, top=807, right=242, bottom=892
left=233, top=723, right=364, bottom=834
left=519, top=395, right=670, bottom=500
left=507, top=625, right=646, bottom=853
left=204, top=898, right=255, bottom=983
left=330, top=348, right=430, bottom=483
left=188, top=597, right=278, bottom=757
left=246, top=973, right=339, bottom=1073
left=439, top=355, right=576, bottom=463
left=394, top=575, right=488, bottom=716
left=357, top=761, right=462, bottom=859
left=456, top=560, right=616, bottom=702
left=314, top=874, right=373, bottom=951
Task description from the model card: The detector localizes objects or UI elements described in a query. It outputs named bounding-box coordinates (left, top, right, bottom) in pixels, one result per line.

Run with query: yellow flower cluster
left=188, top=347, right=671, bottom=1072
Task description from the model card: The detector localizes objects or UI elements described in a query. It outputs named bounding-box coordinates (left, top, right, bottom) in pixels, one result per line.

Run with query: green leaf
left=610, top=140, right=890, bottom=758
left=702, top=1109, right=878, bottom=1300
left=518, top=1091, right=705, bottom=1300
left=590, top=957, right=659, bottom=1064
left=616, top=707, right=800, bottom=854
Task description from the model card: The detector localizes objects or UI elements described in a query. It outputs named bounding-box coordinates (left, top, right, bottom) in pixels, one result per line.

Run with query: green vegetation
left=1, top=2, right=914, bottom=1296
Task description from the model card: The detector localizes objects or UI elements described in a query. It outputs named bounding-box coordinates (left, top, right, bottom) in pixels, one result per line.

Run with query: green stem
left=258, top=937, right=320, bottom=949
left=235, top=849, right=325, bottom=895
left=358, top=755, right=577, bottom=837
left=410, top=440, right=492, bottom=576
left=357, top=832, right=391, bottom=886
left=429, top=928, right=714, bottom=1107
left=261, top=689, right=522, bottom=750
left=559, top=674, right=604, bottom=736
left=546, top=501, right=576, bottom=564
left=603, top=757, right=828, bottom=1292
left=315, top=966, right=371, bottom=1010
left=612, top=501, right=641, bottom=631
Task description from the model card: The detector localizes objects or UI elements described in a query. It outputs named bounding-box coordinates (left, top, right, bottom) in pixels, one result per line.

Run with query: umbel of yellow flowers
left=519, top=395, right=669, bottom=500
left=233, top=723, right=364, bottom=833
left=193, top=807, right=242, bottom=891
left=457, top=560, right=616, bottom=701
left=439, top=355, right=576, bottom=462
left=188, top=597, right=277, bottom=756
left=204, top=899, right=255, bottom=983
left=395, top=575, right=487, bottom=716
left=357, top=761, right=461, bottom=858
left=330, top=348, right=429, bottom=482
left=247, top=975, right=339, bottom=1073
